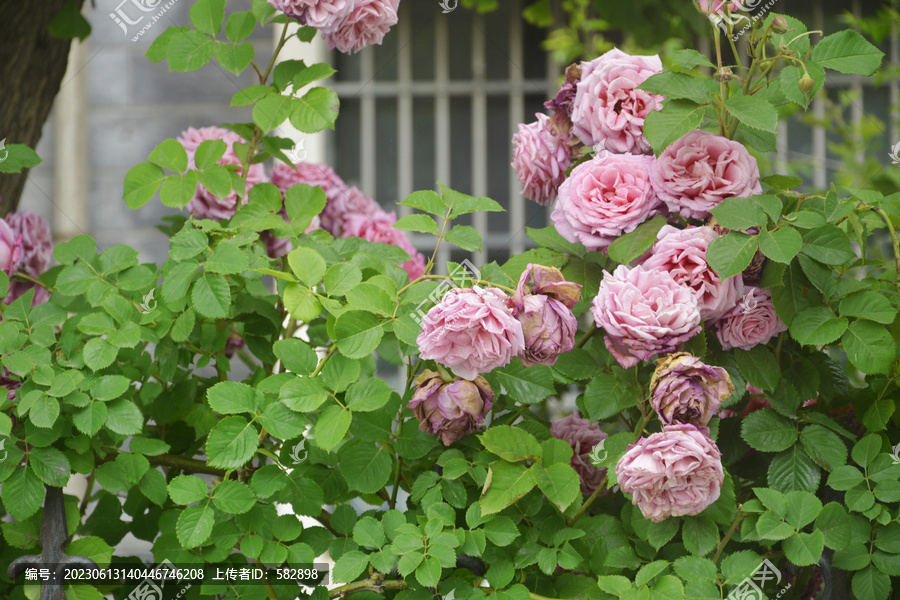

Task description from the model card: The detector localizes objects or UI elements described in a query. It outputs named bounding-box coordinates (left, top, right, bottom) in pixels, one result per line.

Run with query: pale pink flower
left=409, top=370, right=494, bottom=446
left=0, top=218, right=23, bottom=278
left=697, top=0, right=742, bottom=13
left=4, top=211, right=52, bottom=277
left=550, top=411, right=608, bottom=495
left=651, top=130, right=762, bottom=220
left=268, top=0, right=354, bottom=30
left=715, top=286, right=786, bottom=351
left=417, top=286, right=525, bottom=380
left=511, top=113, right=573, bottom=206
left=551, top=153, right=661, bottom=252
left=641, top=225, right=744, bottom=322
left=570, top=48, right=664, bottom=155
left=616, top=424, right=724, bottom=522
left=323, top=0, right=400, bottom=55
left=511, top=264, right=582, bottom=367
left=590, top=265, right=701, bottom=369
left=649, top=353, right=734, bottom=427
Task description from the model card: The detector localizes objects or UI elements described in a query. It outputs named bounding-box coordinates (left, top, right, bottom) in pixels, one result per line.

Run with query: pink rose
left=4, top=211, right=52, bottom=278
left=512, top=264, right=582, bottom=367
left=323, top=0, right=400, bottom=55
left=570, top=48, right=664, bottom=155
left=649, top=353, right=734, bottom=427
left=0, top=218, right=23, bottom=278
left=616, top=424, right=724, bottom=522
left=715, top=286, right=786, bottom=351
left=270, top=161, right=361, bottom=237
left=410, top=370, right=494, bottom=446
left=177, top=127, right=267, bottom=221
left=590, top=265, right=701, bottom=369
left=550, top=412, right=608, bottom=495
left=325, top=186, right=381, bottom=238
left=268, top=0, right=354, bottom=30
left=267, top=0, right=307, bottom=19
left=551, top=153, right=661, bottom=252
left=417, top=286, right=525, bottom=380
left=511, top=113, right=573, bottom=206
left=697, top=0, right=742, bottom=13
left=650, top=130, right=762, bottom=220
left=641, top=225, right=744, bottom=322
left=341, top=208, right=426, bottom=281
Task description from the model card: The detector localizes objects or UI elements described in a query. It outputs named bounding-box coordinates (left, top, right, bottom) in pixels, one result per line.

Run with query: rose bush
left=1, top=2, right=899, bottom=600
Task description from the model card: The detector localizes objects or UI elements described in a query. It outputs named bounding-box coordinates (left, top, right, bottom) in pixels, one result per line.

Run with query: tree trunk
left=0, top=0, right=85, bottom=217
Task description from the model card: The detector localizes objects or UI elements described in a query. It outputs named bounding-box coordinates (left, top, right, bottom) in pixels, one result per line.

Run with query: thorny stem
left=311, top=345, right=337, bottom=377
left=713, top=505, right=745, bottom=563
left=568, top=474, right=608, bottom=526
left=10, top=272, right=50, bottom=290
left=575, top=324, right=597, bottom=349
left=328, top=577, right=409, bottom=598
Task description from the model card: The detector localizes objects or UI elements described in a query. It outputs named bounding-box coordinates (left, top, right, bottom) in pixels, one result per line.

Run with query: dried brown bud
left=771, top=16, right=788, bottom=34
left=716, top=66, right=733, bottom=83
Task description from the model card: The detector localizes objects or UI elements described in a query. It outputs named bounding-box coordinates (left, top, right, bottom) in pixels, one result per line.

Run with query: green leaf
left=207, top=381, right=262, bottom=415
left=607, top=215, right=667, bottom=265
left=168, top=475, right=209, bottom=504
left=339, top=439, right=393, bottom=493
left=225, top=11, right=256, bottom=42
left=815, top=503, right=851, bottom=550
left=353, top=517, right=386, bottom=549
left=130, top=437, right=170, bottom=456
left=706, top=233, right=758, bottom=279
left=273, top=339, right=317, bottom=375
left=212, top=480, right=257, bottom=514
left=167, top=29, right=216, bottom=72
left=445, top=225, right=483, bottom=252
left=758, top=227, right=802, bottom=264
left=170, top=309, right=196, bottom=343
left=176, top=504, right=215, bottom=548
left=439, top=183, right=505, bottom=219
left=735, top=346, right=780, bottom=392
left=852, top=566, right=891, bottom=600
left=789, top=306, right=848, bottom=346
left=190, top=0, right=225, bottom=34
left=638, top=72, right=718, bottom=104
left=681, top=517, right=717, bottom=556
left=345, top=378, right=392, bottom=412
left=643, top=99, right=705, bottom=153
left=170, top=226, right=208, bottom=261
left=784, top=491, right=822, bottom=529
left=323, top=262, right=363, bottom=297
left=671, top=49, right=715, bottom=71
left=481, top=516, right=519, bottom=546
left=90, top=375, right=130, bottom=401
left=30, top=395, right=60, bottom=428
left=334, top=310, right=384, bottom=359
left=811, top=30, right=884, bottom=76
left=104, top=399, right=142, bottom=435
left=479, top=426, right=543, bottom=463
left=829, top=465, right=865, bottom=491
left=254, top=93, right=293, bottom=131
left=710, top=197, right=768, bottom=230
left=863, top=398, right=896, bottom=433
left=768, top=446, right=821, bottom=493
left=194, top=139, right=227, bottom=169
left=259, top=402, right=307, bottom=440
left=799, top=425, right=847, bottom=471
left=159, top=172, right=198, bottom=208
left=207, top=243, right=250, bottom=275
left=192, top=274, right=231, bottom=319
left=416, top=556, right=442, bottom=587
left=842, top=320, right=897, bottom=375
left=851, top=434, right=883, bottom=468
left=123, top=162, right=164, bottom=209
left=487, top=362, right=555, bottom=404
left=290, top=87, right=340, bottom=133
left=47, top=0, right=91, bottom=40
left=838, top=292, right=896, bottom=324
left=206, top=416, right=258, bottom=469
left=198, top=165, right=231, bottom=198
left=280, top=377, right=330, bottom=412
left=73, top=401, right=107, bottom=436
left=314, top=405, right=351, bottom=452
left=400, top=190, right=446, bottom=216
left=394, top=214, right=439, bottom=235
left=3, top=468, right=45, bottom=520
left=480, top=462, right=536, bottom=515
left=756, top=512, right=793, bottom=541
left=346, top=283, right=394, bottom=316
left=0, top=143, right=42, bottom=174
left=333, top=550, right=370, bottom=584
left=724, top=95, right=778, bottom=133
left=215, top=41, right=254, bottom=76
left=784, top=530, right=825, bottom=566
left=284, top=283, right=322, bottom=321
left=83, top=338, right=118, bottom=372
left=287, top=247, right=326, bottom=286
left=30, top=447, right=70, bottom=487
left=149, top=138, right=189, bottom=173
left=530, top=463, right=579, bottom=512
left=801, top=225, right=855, bottom=265
left=292, top=62, right=338, bottom=90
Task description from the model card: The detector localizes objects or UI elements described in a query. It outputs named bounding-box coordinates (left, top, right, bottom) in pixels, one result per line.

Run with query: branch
left=146, top=454, right=227, bottom=477
left=713, top=504, right=745, bottom=563
left=328, top=577, right=408, bottom=598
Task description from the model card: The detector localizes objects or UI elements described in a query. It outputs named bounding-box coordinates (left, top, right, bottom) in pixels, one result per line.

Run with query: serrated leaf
left=706, top=233, right=758, bottom=279
left=725, top=95, right=778, bottom=133
left=206, top=416, right=258, bottom=469
left=789, top=306, right=847, bottom=346
left=811, top=29, right=884, bottom=76
left=758, top=227, right=801, bottom=264
left=607, top=215, right=667, bottom=265
left=192, top=274, right=231, bottom=319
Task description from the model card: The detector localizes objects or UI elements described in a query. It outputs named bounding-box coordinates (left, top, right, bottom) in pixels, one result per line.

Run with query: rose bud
left=511, top=264, right=582, bottom=367
left=771, top=16, right=788, bottom=34
left=616, top=424, right=724, bottom=522
left=648, top=353, right=734, bottom=427
left=409, top=369, right=494, bottom=446
left=799, top=75, right=815, bottom=97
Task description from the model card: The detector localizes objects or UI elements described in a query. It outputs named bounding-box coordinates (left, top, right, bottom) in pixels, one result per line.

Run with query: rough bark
left=0, top=0, right=85, bottom=216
